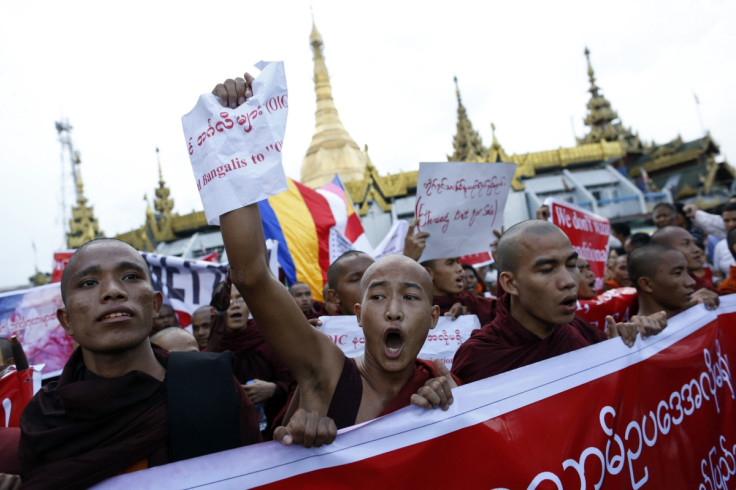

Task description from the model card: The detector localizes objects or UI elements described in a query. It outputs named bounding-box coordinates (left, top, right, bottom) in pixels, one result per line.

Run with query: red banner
left=0, top=368, right=34, bottom=427
left=50, top=250, right=74, bottom=283
left=98, top=296, right=736, bottom=490
left=546, top=198, right=610, bottom=292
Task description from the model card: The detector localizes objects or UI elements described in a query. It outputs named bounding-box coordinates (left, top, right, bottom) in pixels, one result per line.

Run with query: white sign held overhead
left=181, top=61, right=289, bottom=225
left=415, top=162, right=516, bottom=262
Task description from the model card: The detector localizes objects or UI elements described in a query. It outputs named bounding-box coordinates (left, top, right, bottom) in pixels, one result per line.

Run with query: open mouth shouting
left=560, top=295, right=577, bottom=315
left=384, top=328, right=404, bottom=359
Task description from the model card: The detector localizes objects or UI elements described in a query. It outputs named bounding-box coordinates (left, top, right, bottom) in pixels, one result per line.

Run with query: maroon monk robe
left=451, top=292, right=607, bottom=384
left=207, top=316, right=295, bottom=435
left=19, top=345, right=260, bottom=489
left=325, top=356, right=462, bottom=430
left=433, top=290, right=496, bottom=325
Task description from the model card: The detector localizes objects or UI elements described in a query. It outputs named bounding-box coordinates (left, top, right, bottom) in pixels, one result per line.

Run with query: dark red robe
left=451, top=292, right=607, bottom=384
left=326, top=356, right=462, bottom=430
left=432, top=290, right=496, bottom=325
left=19, top=345, right=260, bottom=489
left=207, top=317, right=295, bottom=436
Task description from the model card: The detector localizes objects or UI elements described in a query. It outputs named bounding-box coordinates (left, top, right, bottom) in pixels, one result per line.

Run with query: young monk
left=289, top=282, right=322, bottom=319
left=650, top=226, right=721, bottom=301
left=212, top=73, right=456, bottom=432
left=19, top=239, right=334, bottom=489
left=451, top=220, right=666, bottom=384
left=628, top=244, right=696, bottom=318
left=325, top=251, right=375, bottom=315
left=190, top=305, right=213, bottom=350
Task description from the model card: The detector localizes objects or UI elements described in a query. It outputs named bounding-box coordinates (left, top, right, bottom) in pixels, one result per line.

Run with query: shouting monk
left=212, top=73, right=457, bottom=434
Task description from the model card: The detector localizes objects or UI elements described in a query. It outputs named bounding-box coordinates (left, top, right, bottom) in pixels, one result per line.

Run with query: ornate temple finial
left=154, top=148, right=174, bottom=220
left=301, top=17, right=367, bottom=188
left=584, top=46, right=599, bottom=97
left=66, top=160, right=104, bottom=248
left=448, top=76, right=488, bottom=162
left=578, top=47, right=639, bottom=149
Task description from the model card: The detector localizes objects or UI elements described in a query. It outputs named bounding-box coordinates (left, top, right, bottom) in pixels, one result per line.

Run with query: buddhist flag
left=258, top=179, right=337, bottom=300
left=317, top=174, right=372, bottom=254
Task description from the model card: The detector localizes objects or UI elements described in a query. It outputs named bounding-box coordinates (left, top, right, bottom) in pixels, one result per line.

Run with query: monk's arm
left=220, top=205, right=344, bottom=408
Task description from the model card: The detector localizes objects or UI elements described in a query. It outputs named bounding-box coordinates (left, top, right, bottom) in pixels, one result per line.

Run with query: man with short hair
left=289, top=282, right=321, bottom=319
left=19, top=239, right=333, bottom=488
left=150, top=327, right=200, bottom=353
left=325, top=251, right=374, bottom=316
left=451, top=221, right=665, bottom=384
left=650, top=226, right=720, bottom=296
left=18, top=239, right=262, bottom=488
left=628, top=244, right=696, bottom=318
left=151, top=303, right=179, bottom=335
left=604, top=254, right=632, bottom=290
left=190, top=305, right=213, bottom=350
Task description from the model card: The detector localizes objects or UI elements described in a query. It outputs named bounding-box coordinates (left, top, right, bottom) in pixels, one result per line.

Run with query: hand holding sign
left=182, top=62, right=289, bottom=225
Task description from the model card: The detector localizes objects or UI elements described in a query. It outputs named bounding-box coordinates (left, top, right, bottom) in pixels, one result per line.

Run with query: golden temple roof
left=300, top=19, right=367, bottom=188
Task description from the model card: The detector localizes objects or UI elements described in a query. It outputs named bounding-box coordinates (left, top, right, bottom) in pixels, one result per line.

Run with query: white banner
left=316, top=315, right=480, bottom=369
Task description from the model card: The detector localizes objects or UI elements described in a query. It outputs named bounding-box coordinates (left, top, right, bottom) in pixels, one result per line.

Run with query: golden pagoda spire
left=300, top=18, right=367, bottom=188
left=448, top=76, right=488, bottom=162
left=66, top=162, right=103, bottom=248
left=579, top=47, right=638, bottom=148
left=154, top=147, right=174, bottom=218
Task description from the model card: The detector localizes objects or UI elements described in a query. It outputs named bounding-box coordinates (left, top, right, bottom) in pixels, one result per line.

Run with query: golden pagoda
left=300, top=19, right=368, bottom=188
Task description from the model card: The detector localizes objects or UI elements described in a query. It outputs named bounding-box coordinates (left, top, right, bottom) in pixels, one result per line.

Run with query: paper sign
left=316, top=315, right=480, bottom=369
left=545, top=197, right=610, bottom=291
left=415, top=162, right=516, bottom=262
left=182, top=61, right=289, bottom=225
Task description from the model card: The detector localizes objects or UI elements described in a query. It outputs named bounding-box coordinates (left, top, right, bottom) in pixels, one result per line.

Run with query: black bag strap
left=166, top=351, right=241, bottom=462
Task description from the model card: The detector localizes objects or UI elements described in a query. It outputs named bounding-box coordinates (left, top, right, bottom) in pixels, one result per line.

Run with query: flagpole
left=693, top=91, right=706, bottom=137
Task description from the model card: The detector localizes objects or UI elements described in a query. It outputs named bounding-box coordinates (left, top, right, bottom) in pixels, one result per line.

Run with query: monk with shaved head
left=214, top=67, right=458, bottom=437
left=452, top=220, right=666, bottom=383
left=650, top=226, right=720, bottom=307
left=628, top=244, right=696, bottom=318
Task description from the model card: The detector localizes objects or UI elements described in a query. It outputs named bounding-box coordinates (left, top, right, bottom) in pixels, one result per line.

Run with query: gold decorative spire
left=300, top=18, right=367, bottom=188
left=154, top=148, right=174, bottom=218
left=66, top=162, right=103, bottom=248
left=579, top=47, right=639, bottom=149
left=448, top=76, right=488, bottom=162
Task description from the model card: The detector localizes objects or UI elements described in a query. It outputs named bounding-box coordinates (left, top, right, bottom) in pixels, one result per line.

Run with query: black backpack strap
left=166, top=351, right=241, bottom=462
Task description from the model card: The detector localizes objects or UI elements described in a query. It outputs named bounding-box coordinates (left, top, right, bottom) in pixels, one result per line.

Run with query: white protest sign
left=316, top=315, right=480, bottom=370
left=415, top=162, right=516, bottom=262
left=182, top=61, right=289, bottom=225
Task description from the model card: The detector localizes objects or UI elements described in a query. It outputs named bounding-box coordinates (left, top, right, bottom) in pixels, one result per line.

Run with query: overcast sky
left=1, top=0, right=734, bottom=290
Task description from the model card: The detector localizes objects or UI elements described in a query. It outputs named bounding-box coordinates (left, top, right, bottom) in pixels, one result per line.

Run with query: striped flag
left=258, top=179, right=337, bottom=300
left=317, top=174, right=372, bottom=254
